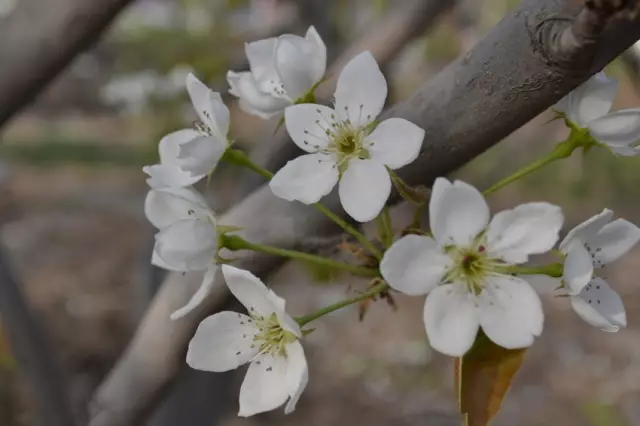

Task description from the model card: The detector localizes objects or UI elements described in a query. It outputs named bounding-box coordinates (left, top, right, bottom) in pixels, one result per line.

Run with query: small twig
left=545, top=0, right=638, bottom=67
left=0, top=241, right=76, bottom=426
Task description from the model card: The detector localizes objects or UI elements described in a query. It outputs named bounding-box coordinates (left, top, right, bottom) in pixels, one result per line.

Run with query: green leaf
left=455, top=331, right=526, bottom=426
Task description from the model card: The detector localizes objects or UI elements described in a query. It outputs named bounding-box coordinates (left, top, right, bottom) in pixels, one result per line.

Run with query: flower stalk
left=296, top=281, right=389, bottom=326
left=220, top=233, right=380, bottom=278
left=222, top=148, right=274, bottom=181
left=483, top=134, right=583, bottom=196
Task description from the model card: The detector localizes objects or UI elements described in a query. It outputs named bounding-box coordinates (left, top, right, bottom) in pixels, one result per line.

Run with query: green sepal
left=388, top=168, right=430, bottom=205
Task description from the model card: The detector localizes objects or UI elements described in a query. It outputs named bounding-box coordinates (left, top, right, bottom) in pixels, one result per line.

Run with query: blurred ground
left=1, top=0, right=640, bottom=425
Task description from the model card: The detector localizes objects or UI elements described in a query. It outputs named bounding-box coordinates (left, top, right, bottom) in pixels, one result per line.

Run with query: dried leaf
left=455, top=331, right=526, bottom=426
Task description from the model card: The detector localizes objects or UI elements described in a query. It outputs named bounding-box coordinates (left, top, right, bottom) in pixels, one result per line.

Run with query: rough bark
left=90, top=1, right=640, bottom=425
left=0, top=0, right=134, bottom=128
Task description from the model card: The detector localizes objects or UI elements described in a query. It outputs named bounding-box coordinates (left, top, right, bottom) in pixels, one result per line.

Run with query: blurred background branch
left=0, top=0, right=135, bottom=128
left=0, top=241, right=76, bottom=426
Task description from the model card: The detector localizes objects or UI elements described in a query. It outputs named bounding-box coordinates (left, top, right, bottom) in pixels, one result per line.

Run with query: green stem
left=314, top=203, right=382, bottom=260
left=221, top=234, right=380, bottom=278
left=505, top=263, right=564, bottom=278
left=483, top=136, right=582, bottom=196
left=376, top=206, right=393, bottom=249
left=297, top=281, right=389, bottom=326
left=222, top=148, right=274, bottom=180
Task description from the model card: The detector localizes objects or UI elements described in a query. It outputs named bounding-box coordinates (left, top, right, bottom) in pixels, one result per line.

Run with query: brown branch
left=0, top=0, right=135, bottom=129
left=0, top=242, right=76, bottom=426
left=89, top=1, right=640, bottom=425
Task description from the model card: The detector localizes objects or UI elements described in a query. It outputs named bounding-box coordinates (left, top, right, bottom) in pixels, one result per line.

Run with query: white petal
left=186, top=73, right=230, bottom=139
left=380, top=235, right=451, bottom=295
left=334, top=51, right=387, bottom=128
left=186, top=310, right=258, bottom=372
left=222, top=265, right=278, bottom=317
left=424, top=283, right=479, bottom=356
left=563, top=243, right=594, bottom=295
left=158, top=129, right=200, bottom=165
left=486, top=202, right=563, bottom=264
left=570, top=278, right=626, bottom=331
left=151, top=245, right=183, bottom=271
left=239, top=353, right=289, bottom=417
left=303, top=26, right=327, bottom=84
left=566, top=72, right=618, bottom=126
left=144, top=186, right=209, bottom=229
left=590, top=218, right=640, bottom=266
left=275, top=27, right=326, bottom=100
left=588, top=109, right=640, bottom=147
left=284, top=341, right=308, bottom=414
left=143, top=164, right=203, bottom=189
left=338, top=158, right=391, bottom=222
left=177, top=135, right=226, bottom=176
left=171, top=265, right=219, bottom=319
left=284, top=104, right=333, bottom=152
left=227, top=71, right=289, bottom=119
left=478, top=275, right=543, bottom=349
left=366, top=118, right=425, bottom=169
left=245, top=38, right=279, bottom=84
left=155, top=218, right=216, bottom=271
left=429, top=178, right=489, bottom=247
left=269, top=153, right=339, bottom=204
left=559, top=208, right=613, bottom=253
left=609, top=145, right=640, bottom=156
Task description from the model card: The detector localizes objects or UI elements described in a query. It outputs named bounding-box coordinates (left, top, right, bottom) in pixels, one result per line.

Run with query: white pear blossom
left=380, top=178, right=563, bottom=356
left=560, top=209, right=640, bottom=331
left=228, top=26, right=326, bottom=119
left=555, top=72, right=640, bottom=156
left=187, top=265, right=308, bottom=417
left=269, top=51, right=425, bottom=222
left=143, top=73, right=229, bottom=188
left=145, top=186, right=219, bottom=318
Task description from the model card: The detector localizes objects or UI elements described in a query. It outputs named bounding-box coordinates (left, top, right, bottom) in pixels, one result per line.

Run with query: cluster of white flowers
left=141, top=24, right=640, bottom=417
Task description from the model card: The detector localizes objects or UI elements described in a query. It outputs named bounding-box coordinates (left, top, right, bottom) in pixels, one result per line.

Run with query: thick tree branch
left=90, top=1, right=640, bottom=425
left=0, top=242, right=76, bottom=426
left=0, top=0, right=134, bottom=129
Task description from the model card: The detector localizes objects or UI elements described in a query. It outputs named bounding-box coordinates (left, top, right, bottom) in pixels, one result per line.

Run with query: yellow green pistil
left=301, top=106, right=373, bottom=175
left=445, top=243, right=504, bottom=295
left=250, top=312, right=297, bottom=358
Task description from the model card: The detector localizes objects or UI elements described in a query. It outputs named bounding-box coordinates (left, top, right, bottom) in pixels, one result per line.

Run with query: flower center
left=300, top=107, right=373, bottom=175
left=446, top=243, right=503, bottom=295
left=251, top=312, right=297, bottom=357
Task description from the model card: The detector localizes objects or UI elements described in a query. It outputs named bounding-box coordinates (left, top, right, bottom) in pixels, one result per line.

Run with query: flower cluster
left=141, top=23, right=640, bottom=419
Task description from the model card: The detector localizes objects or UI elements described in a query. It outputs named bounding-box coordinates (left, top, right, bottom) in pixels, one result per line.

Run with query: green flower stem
left=296, top=281, right=389, bottom=326
left=376, top=206, right=393, bottom=249
left=222, top=148, right=274, bottom=180
left=314, top=203, right=382, bottom=260
left=483, top=135, right=583, bottom=196
left=220, top=234, right=380, bottom=278
left=506, top=263, right=564, bottom=278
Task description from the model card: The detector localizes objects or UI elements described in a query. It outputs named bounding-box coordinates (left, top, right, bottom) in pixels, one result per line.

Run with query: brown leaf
left=455, top=331, right=527, bottom=426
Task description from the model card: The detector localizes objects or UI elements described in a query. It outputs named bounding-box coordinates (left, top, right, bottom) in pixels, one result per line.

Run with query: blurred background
left=1, top=0, right=640, bottom=425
